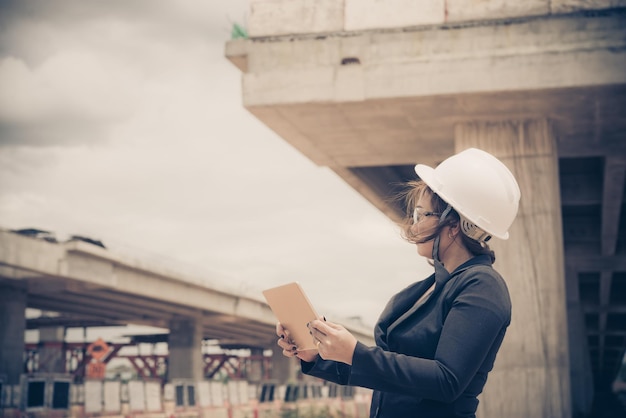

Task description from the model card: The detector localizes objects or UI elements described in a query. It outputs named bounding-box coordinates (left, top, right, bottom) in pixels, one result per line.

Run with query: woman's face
left=411, top=192, right=440, bottom=258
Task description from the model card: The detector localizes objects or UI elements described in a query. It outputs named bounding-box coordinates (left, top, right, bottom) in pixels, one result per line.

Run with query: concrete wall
left=248, top=0, right=626, bottom=37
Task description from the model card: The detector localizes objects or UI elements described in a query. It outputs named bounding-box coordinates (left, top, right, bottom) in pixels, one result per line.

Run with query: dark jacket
left=302, top=255, right=511, bottom=417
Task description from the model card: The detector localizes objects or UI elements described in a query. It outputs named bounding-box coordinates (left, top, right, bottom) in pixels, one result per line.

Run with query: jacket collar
left=434, top=254, right=492, bottom=287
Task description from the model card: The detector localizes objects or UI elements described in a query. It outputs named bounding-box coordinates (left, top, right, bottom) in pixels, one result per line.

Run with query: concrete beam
left=248, top=0, right=344, bottom=38
left=245, top=0, right=625, bottom=37
left=236, top=13, right=626, bottom=106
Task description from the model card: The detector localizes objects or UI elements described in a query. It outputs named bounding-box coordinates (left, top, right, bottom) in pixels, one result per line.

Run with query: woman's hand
left=275, top=322, right=319, bottom=363
left=308, top=319, right=357, bottom=365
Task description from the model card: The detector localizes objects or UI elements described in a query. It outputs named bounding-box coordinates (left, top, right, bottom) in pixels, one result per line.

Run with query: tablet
left=262, top=282, right=320, bottom=351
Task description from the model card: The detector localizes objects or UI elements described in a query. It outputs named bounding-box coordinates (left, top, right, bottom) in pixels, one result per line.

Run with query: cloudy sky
left=0, top=0, right=431, bottom=333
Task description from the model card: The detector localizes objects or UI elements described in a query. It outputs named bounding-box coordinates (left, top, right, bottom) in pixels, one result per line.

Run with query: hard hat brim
left=414, top=164, right=437, bottom=192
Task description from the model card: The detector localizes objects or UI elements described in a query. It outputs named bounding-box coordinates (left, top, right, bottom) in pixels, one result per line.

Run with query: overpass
left=0, top=228, right=375, bottom=384
left=225, top=1, right=626, bottom=417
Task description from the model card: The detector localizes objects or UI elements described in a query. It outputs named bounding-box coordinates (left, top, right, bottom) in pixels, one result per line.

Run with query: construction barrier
left=0, top=374, right=371, bottom=418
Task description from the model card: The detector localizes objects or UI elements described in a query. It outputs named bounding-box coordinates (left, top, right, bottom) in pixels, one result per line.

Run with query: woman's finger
left=277, top=335, right=298, bottom=358
left=277, top=336, right=297, bottom=351
left=307, top=323, right=325, bottom=342
left=282, top=347, right=297, bottom=358
left=309, top=319, right=336, bottom=335
left=276, top=322, right=297, bottom=345
left=275, top=322, right=285, bottom=337
left=316, top=319, right=344, bottom=331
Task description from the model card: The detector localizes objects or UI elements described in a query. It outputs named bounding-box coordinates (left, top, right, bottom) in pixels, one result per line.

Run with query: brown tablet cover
left=262, top=282, right=320, bottom=351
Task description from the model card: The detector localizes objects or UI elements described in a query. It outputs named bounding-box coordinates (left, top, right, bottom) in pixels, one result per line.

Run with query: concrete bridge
left=0, top=229, right=374, bottom=385
left=225, top=1, right=626, bottom=417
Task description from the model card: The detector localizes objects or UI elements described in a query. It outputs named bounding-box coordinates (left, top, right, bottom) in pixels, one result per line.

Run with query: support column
left=270, top=347, right=300, bottom=383
left=0, top=284, right=27, bottom=385
left=565, top=265, right=594, bottom=417
left=38, top=326, right=66, bottom=373
left=168, top=318, right=203, bottom=381
left=455, top=119, right=571, bottom=418
left=248, top=348, right=264, bottom=383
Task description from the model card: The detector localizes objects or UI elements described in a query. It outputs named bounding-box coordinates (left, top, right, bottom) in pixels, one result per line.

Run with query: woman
left=276, top=148, right=521, bottom=418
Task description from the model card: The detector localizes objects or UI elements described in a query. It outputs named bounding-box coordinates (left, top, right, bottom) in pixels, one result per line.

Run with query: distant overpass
left=0, top=228, right=374, bottom=383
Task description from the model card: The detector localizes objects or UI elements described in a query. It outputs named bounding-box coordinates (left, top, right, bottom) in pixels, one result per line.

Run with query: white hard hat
left=415, top=148, right=521, bottom=240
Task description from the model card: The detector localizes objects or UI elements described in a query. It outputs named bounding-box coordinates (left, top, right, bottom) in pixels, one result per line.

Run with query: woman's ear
left=449, top=222, right=461, bottom=238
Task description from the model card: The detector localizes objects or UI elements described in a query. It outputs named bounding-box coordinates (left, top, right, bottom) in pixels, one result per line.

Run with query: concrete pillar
left=168, top=318, right=203, bottom=381
left=455, top=119, right=571, bottom=418
left=248, top=348, right=264, bottom=383
left=38, top=326, right=66, bottom=373
left=270, top=347, right=300, bottom=383
left=0, top=284, right=27, bottom=384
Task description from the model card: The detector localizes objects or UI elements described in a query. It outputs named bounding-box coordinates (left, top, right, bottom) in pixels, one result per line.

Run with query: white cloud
left=0, top=0, right=432, bottom=332
left=0, top=51, right=139, bottom=125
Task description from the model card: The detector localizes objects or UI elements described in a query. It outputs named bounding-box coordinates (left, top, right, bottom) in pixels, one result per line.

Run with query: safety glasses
left=412, top=207, right=441, bottom=224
